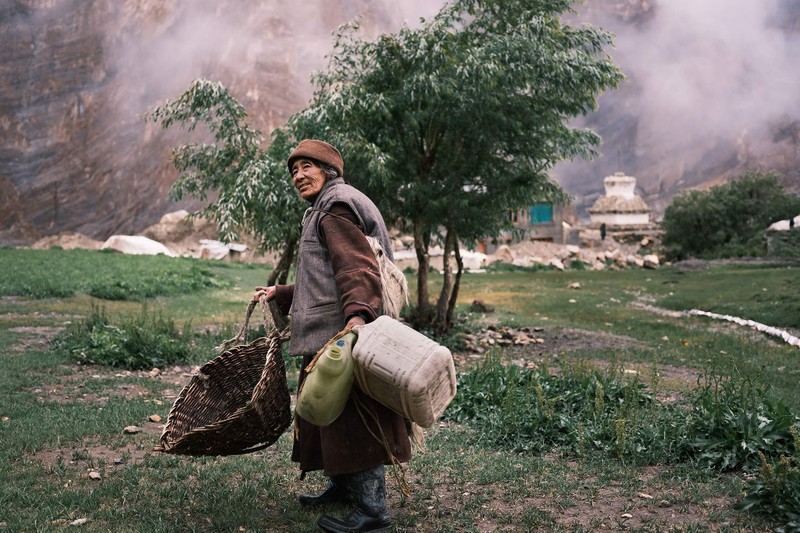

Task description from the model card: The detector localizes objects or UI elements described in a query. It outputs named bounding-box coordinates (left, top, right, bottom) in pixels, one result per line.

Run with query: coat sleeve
left=319, top=202, right=383, bottom=322
left=273, top=284, right=294, bottom=316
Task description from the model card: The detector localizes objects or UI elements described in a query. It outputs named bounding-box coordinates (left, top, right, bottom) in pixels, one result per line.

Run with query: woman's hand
left=346, top=315, right=366, bottom=330
left=252, top=286, right=277, bottom=303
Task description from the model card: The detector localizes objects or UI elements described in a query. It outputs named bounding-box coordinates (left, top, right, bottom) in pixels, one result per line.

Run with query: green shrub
left=569, top=259, right=589, bottom=270
left=737, top=429, right=800, bottom=532
left=446, top=353, right=800, bottom=470
left=484, top=262, right=552, bottom=273
left=52, top=304, right=194, bottom=370
left=444, top=352, right=686, bottom=460
left=686, top=367, right=799, bottom=472
left=661, top=172, right=800, bottom=261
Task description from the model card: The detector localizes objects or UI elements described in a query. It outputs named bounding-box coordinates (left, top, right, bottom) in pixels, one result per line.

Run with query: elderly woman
left=254, top=139, right=411, bottom=533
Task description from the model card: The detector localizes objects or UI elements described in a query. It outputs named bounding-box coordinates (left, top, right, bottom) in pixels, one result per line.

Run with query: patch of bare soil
left=26, top=363, right=200, bottom=404
left=30, top=431, right=165, bottom=485
left=520, top=482, right=741, bottom=532
left=384, top=462, right=753, bottom=533
left=26, top=365, right=201, bottom=474
left=455, top=324, right=699, bottom=381
left=8, top=325, right=65, bottom=351
left=534, top=326, right=648, bottom=355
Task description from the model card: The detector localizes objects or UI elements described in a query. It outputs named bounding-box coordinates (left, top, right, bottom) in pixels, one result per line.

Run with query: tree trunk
left=267, top=236, right=297, bottom=286
left=413, top=221, right=432, bottom=327
left=445, top=240, right=464, bottom=330
left=436, top=229, right=455, bottom=335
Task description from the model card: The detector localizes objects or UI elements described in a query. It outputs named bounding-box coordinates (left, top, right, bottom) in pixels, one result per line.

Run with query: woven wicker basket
left=154, top=300, right=292, bottom=456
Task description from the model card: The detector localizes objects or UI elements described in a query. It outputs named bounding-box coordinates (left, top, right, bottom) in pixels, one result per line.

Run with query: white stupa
left=588, top=172, right=653, bottom=230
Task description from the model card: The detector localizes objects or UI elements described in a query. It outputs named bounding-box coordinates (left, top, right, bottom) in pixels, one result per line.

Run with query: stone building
left=477, top=202, right=578, bottom=253
left=585, top=172, right=658, bottom=241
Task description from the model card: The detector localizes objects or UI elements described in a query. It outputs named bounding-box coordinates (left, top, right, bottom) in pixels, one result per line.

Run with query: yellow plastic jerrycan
left=295, top=331, right=357, bottom=427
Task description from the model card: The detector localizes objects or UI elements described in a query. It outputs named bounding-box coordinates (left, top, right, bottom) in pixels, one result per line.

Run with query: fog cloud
left=580, top=0, right=800, bottom=151
left=112, top=0, right=447, bottom=122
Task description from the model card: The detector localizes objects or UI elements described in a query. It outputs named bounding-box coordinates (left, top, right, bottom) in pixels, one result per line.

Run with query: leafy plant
left=661, top=172, right=800, bottom=260
left=52, top=304, right=194, bottom=370
left=738, top=428, right=800, bottom=532
left=145, top=80, right=304, bottom=285
left=443, top=352, right=686, bottom=460
left=685, top=367, right=800, bottom=472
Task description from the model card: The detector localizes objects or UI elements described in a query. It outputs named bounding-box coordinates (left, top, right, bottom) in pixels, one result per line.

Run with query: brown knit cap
left=287, top=139, right=344, bottom=177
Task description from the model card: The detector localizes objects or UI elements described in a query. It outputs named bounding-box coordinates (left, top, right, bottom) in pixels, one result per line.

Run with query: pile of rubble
left=496, top=240, right=661, bottom=270
left=461, top=324, right=547, bottom=353
left=31, top=210, right=276, bottom=263
left=30, top=209, right=662, bottom=270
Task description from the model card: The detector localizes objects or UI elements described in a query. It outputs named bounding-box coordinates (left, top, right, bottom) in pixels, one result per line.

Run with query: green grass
left=0, top=248, right=231, bottom=300
left=2, top=249, right=799, bottom=531
left=439, top=264, right=800, bottom=411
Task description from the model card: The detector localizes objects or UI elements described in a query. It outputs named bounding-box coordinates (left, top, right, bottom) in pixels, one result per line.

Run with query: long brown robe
left=274, top=202, right=411, bottom=477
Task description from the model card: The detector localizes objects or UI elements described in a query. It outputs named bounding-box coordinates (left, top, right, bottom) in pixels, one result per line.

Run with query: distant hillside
left=0, top=0, right=408, bottom=245
left=557, top=0, right=800, bottom=219
left=1, top=0, right=798, bottom=245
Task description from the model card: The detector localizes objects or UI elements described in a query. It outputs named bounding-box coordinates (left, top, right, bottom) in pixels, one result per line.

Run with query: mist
left=552, top=0, right=800, bottom=207
left=596, top=0, right=800, bottom=143
left=111, top=0, right=447, bottom=126
left=119, top=0, right=800, bottom=165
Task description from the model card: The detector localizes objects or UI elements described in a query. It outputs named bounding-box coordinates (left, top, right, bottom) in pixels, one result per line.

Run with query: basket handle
left=216, top=297, right=287, bottom=352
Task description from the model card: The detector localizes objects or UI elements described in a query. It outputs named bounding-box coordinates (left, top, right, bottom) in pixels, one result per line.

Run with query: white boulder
left=643, top=254, right=660, bottom=269
left=494, top=245, right=515, bottom=264
left=101, top=235, right=175, bottom=256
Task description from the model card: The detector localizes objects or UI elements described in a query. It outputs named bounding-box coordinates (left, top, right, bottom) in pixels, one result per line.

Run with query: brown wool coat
left=274, top=201, right=411, bottom=477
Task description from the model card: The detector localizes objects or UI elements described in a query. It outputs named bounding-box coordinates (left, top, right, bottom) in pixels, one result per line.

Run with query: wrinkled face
left=291, top=158, right=326, bottom=201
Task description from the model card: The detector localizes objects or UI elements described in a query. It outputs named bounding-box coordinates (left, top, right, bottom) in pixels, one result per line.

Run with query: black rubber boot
left=316, top=466, right=391, bottom=532
left=298, top=476, right=351, bottom=507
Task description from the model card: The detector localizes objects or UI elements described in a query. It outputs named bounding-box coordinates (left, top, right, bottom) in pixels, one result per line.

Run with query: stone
left=461, top=250, right=488, bottom=269
left=101, top=235, right=174, bottom=257
left=198, top=239, right=231, bottom=260
left=494, top=245, right=515, bottom=263
left=643, top=254, right=660, bottom=268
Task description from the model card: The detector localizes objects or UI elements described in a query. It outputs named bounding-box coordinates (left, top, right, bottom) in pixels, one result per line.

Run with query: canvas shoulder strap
left=312, top=208, right=408, bottom=319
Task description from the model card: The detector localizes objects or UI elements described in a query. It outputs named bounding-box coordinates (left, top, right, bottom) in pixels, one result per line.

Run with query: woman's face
left=291, top=158, right=327, bottom=201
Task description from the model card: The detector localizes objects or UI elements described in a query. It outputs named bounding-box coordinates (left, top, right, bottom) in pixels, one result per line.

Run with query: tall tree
left=147, top=1, right=624, bottom=333
left=662, top=172, right=800, bottom=260
left=145, top=79, right=305, bottom=284
left=302, top=0, right=624, bottom=331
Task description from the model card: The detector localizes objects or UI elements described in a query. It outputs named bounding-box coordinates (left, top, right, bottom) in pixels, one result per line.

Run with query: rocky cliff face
left=1, top=0, right=798, bottom=245
left=0, top=0, right=404, bottom=245
left=557, top=0, right=800, bottom=218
